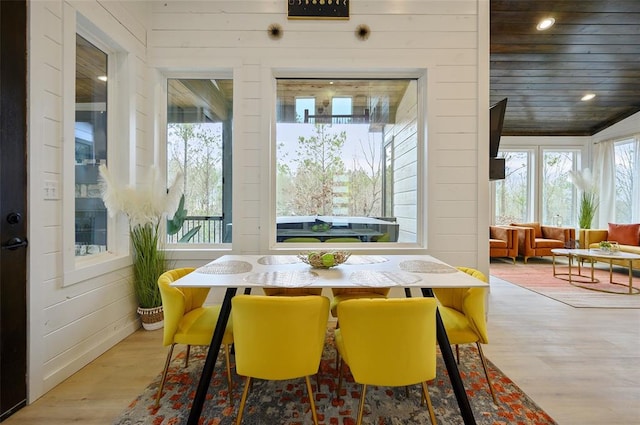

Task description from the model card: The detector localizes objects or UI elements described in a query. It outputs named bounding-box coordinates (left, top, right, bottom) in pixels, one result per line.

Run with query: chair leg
left=336, top=356, right=344, bottom=400
left=356, top=384, right=368, bottom=425
left=154, top=344, right=176, bottom=408
left=421, top=381, right=437, bottom=425
left=334, top=321, right=340, bottom=370
left=185, top=345, right=191, bottom=368
left=455, top=344, right=460, bottom=364
left=236, top=376, right=252, bottom=425
left=224, top=343, right=234, bottom=406
left=305, top=376, right=319, bottom=425
left=476, top=342, right=498, bottom=405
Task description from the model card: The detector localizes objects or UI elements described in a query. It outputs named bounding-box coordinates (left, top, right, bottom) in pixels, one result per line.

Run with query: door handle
left=2, top=237, right=28, bottom=250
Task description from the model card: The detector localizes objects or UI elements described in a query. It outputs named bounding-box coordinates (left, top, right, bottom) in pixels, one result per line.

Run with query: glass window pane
left=276, top=78, right=418, bottom=243
left=166, top=78, right=233, bottom=244
left=542, top=150, right=579, bottom=227
left=295, top=97, right=315, bottom=123
left=494, top=151, right=531, bottom=224
left=75, top=34, right=108, bottom=256
left=614, top=140, right=636, bottom=223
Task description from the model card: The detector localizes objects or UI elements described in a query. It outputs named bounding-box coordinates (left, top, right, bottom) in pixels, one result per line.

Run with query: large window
left=494, top=150, right=533, bottom=224
left=275, top=78, right=419, bottom=244
left=494, top=148, right=582, bottom=227
left=166, top=78, right=233, bottom=244
left=614, top=139, right=638, bottom=223
left=74, top=34, right=108, bottom=256
left=541, top=149, right=579, bottom=227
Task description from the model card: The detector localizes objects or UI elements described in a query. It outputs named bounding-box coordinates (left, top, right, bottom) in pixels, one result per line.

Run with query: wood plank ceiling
left=491, top=0, right=640, bottom=136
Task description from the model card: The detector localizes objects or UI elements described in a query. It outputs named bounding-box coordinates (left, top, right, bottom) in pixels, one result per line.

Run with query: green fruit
left=321, top=253, right=335, bottom=267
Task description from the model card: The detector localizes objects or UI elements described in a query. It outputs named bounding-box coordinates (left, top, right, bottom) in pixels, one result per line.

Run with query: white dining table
left=173, top=254, right=488, bottom=425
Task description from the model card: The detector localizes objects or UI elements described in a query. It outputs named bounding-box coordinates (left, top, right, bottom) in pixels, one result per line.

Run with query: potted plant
left=99, top=164, right=183, bottom=330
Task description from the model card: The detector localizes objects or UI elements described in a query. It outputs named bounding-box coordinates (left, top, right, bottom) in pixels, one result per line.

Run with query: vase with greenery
left=568, top=168, right=598, bottom=229
left=99, top=165, right=183, bottom=329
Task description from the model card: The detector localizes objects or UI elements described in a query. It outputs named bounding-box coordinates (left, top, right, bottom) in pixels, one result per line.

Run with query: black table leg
left=187, top=287, right=237, bottom=425
left=421, top=287, right=476, bottom=425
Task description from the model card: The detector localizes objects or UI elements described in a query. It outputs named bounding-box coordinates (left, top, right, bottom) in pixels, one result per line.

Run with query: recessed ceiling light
left=97, top=75, right=107, bottom=82
left=536, top=17, right=555, bottom=31
left=581, top=93, right=596, bottom=101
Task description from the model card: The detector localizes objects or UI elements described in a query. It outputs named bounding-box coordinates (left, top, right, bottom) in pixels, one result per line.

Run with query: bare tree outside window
left=542, top=150, right=579, bottom=227
left=494, top=151, right=531, bottom=224
left=165, top=78, right=233, bottom=244
left=615, top=140, right=635, bottom=223
left=276, top=78, right=418, bottom=243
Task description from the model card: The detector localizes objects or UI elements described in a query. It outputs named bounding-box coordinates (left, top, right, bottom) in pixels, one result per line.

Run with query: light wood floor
left=5, top=272, right=640, bottom=425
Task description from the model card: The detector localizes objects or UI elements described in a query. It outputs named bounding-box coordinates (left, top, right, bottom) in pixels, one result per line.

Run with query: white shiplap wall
left=149, top=0, right=489, bottom=266
left=25, top=0, right=489, bottom=402
left=27, top=0, right=151, bottom=401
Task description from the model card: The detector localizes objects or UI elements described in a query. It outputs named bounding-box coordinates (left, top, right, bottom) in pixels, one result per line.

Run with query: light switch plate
left=44, top=180, right=59, bottom=200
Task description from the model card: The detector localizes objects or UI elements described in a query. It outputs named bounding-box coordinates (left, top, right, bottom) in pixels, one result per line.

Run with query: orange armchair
left=489, top=225, right=518, bottom=263
left=510, top=222, right=575, bottom=263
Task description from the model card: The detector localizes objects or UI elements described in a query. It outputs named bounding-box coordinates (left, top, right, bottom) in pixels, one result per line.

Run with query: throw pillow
left=608, top=223, right=640, bottom=246
left=511, top=222, right=542, bottom=238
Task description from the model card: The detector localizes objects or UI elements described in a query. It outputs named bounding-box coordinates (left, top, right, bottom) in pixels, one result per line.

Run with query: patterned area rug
left=490, top=257, right=640, bottom=308
left=113, top=329, right=556, bottom=425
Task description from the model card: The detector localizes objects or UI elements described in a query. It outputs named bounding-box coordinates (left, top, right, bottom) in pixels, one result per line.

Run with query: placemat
left=349, top=270, right=421, bottom=287
left=257, top=255, right=301, bottom=265
left=244, top=270, right=318, bottom=287
left=197, top=260, right=253, bottom=274
left=345, top=255, right=389, bottom=265
left=399, top=260, right=457, bottom=274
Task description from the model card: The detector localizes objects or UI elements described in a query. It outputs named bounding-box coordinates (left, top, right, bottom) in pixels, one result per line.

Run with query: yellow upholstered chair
left=231, top=295, right=330, bottom=425
left=432, top=267, right=497, bottom=404
left=155, top=268, right=234, bottom=408
left=334, top=298, right=439, bottom=425
left=330, top=286, right=391, bottom=369
left=329, top=287, right=390, bottom=317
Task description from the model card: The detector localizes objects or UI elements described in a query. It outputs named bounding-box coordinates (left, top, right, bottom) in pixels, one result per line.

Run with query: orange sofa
left=489, top=226, right=518, bottom=263
left=510, top=222, right=575, bottom=263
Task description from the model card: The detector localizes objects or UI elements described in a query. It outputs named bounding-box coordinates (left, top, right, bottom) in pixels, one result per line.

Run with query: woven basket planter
left=136, top=305, right=164, bottom=331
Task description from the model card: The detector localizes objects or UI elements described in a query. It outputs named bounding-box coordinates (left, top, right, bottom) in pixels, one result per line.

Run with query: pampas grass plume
left=99, top=164, right=184, bottom=228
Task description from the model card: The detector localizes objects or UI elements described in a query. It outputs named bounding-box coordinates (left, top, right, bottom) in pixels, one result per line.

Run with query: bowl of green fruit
left=298, top=251, right=351, bottom=269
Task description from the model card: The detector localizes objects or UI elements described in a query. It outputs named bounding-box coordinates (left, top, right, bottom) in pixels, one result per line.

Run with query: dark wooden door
left=0, top=0, right=28, bottom=420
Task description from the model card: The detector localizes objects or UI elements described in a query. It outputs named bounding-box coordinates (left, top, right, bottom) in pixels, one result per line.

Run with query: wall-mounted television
left=489, top=98, right=507, bottom=180
left=489, top=98, right=507, bottom=158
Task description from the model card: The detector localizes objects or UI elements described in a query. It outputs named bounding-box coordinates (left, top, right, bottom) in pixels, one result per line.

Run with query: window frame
left=492, top=145, right=585, bottom=227
left=613, top=137, right=638, bottom=223
left=268, top=70, right=429, bottom=251
left=159, top=72, right=235, bottom=259
left=492, top=148, right=536, bottom=225
left=62, top=9, right=131, bottom=286
left=539, top=147, right=582, bottom=228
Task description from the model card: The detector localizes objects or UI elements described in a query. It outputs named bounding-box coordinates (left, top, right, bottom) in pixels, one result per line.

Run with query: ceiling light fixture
left=536, top=17, right=555, bottom=31
left=97, top=75, right=107, bottom=82
left=581, top=93, right=596, bottom=101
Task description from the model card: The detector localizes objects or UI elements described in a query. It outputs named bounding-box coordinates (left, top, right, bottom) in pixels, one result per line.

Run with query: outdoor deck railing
left=166, top=216, right=225, bottom=244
